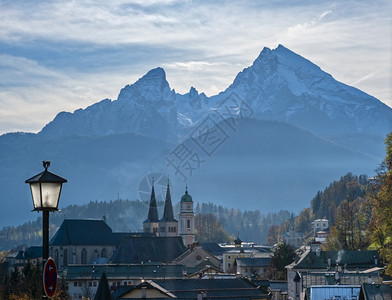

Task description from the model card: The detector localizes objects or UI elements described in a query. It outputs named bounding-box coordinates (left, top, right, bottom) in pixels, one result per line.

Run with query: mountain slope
left=213, top=45, right=392, bottom=138
left=0, top=119, right=379, bottom=228
left=1, top=45, right=391, bottom=228
left=39, top=45, right=392, bottom=148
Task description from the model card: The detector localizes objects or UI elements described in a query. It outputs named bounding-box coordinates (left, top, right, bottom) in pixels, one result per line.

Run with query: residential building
left=6, top=246, right=42, bottom=270
left=174, top=242, right=221, bottom=270
left=222, top=236, right=273, bottom=273
left=305, top=285, right=361, bottom=300
left=359, top=283, right=392, bottom=300
left=312, top=218, right=329, bottom=235
left=112, top=278, right=271, bottom=299
left=66, top=263, right=185, bottom=299
left=286, top=249, right=384, bottom=300
left=236, top=257, right=273, bottom=279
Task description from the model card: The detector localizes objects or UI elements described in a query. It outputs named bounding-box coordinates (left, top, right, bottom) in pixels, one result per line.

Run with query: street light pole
left=26, top=161, right=67, bottom=299
left=43, top=210, right=49, bottom=261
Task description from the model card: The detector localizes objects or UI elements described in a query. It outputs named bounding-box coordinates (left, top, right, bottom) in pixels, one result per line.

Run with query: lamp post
left=25, top=161, right=67, bottom=299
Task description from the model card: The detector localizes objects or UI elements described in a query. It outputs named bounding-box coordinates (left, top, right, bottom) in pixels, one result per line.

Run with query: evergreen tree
left=366, top=133, right=392, bottom=276
left=270, top=243, right=297, bottom=280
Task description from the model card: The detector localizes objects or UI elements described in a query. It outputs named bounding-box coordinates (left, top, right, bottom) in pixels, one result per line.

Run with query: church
left=49, top=183, right=196, bottom=268
left=143, top=182, right=195, bottom=248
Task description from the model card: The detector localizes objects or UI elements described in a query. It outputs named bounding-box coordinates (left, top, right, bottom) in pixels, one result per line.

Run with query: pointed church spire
left=94, top=272, right=113, bottom=300
left=161, top=180, right=175, bottom=221
left=146, top=182, right=159, bottom=222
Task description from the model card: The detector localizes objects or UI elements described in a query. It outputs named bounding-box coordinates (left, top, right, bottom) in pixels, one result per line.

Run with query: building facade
left=178, top=187, right=195, bottom=248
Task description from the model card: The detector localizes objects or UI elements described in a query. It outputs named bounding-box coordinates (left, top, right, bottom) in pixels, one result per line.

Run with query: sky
left=0, top=0, right=391, bottom=135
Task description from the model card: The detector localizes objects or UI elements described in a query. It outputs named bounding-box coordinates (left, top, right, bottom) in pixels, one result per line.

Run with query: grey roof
left=269, top=280, right=288, bottom=292
left=144, top=278, right=270, bottom=299
left=25, top=246, right=42, bottom=258
left=50, top=219, right=116, bottom=246
left=301, top=271, right=381, bottom=288
left=293, top=250, right=383, bottom=270
left=160, top=183, right=177, bottom=222
left=110, top=236, right=187, bottom=264
left=200, top=243, right=225, bottom=256
left=360, top=283, right=392, bottom=300
left=144, top=185, right=159, bottom=223
left=309, top=285, right=360, bottom=300
left=66, top=264, right=185, bottom=280
left=236, top=257, right=272, bottom=268
left=14, top=246, right=43, bottom=260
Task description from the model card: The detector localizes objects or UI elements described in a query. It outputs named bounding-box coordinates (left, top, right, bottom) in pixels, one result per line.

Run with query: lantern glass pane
left=30, top=182, right=42, bottom=209
left=41, top=182, right=61, bottom=208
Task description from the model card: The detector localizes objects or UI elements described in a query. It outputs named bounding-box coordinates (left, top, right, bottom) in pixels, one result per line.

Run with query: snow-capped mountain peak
left=39, top=45, right=392, bottom=140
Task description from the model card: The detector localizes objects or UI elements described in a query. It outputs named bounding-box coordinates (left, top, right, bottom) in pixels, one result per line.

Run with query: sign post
left=43, top=257, right=57, bottom=298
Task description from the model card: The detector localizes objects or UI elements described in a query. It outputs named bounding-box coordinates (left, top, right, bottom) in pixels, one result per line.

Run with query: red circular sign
left=43, top=257, right=57, bottom=298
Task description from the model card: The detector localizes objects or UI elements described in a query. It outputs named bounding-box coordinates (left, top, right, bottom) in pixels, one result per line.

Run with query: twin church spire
left=143, top=180, right=195, bottom=247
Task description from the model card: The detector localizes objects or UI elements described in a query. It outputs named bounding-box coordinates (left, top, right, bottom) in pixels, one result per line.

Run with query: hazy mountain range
left=1, top=45, right=390, bottom=228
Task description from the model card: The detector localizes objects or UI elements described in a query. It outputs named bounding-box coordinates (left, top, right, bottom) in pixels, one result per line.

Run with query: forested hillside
left=0, top=199, right=290, bottom=250
left=266, top=133, right=392, bottom=276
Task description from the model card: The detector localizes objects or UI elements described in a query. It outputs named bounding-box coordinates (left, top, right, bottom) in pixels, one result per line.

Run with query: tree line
left=0, top=198, right=291, bottom=251
left=266, top=133, right=392, bottom=277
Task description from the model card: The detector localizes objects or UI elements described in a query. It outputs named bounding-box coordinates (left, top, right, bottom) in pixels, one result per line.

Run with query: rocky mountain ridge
left=39, top=45, right=392, bottom=144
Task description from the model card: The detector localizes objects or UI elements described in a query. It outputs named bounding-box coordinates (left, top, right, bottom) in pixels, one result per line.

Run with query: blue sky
left=0, top=0, right=391, bottom=134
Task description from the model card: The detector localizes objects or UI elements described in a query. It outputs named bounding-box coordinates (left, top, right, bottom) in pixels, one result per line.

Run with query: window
left=63, top=249, right=68, bottom=267
left=54, top=249, right=59, bottom=266
left=187, top=219, right=191, bottom=229
left=228, top=262, right=231, bottom=268
left=74, top=282, right=77, bottom=287
left=101, top=248, right=107, bottom=258
left=81, top=249, right=87, bottom=264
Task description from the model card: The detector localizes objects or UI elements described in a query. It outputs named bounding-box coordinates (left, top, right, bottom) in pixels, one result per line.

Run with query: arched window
left=54, top=249, right=59, bottom=266
left=187, top=219, right=191, bottom=229
left=81, top=249, right=87, bottom=264
left=101, top=248, right=107, bottom=258
left=63, top=249, right=68, bottom=267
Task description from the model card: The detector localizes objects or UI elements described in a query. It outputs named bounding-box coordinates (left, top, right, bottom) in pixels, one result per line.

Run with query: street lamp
left=25, top=161, right=67, bottom=298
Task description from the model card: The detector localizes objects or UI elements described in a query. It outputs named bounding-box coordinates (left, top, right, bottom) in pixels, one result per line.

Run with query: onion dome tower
left=178, top=186, right=195, bottom=248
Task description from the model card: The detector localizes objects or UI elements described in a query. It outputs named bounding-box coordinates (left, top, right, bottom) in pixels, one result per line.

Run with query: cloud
left=0, top=0, right=391, bottom=134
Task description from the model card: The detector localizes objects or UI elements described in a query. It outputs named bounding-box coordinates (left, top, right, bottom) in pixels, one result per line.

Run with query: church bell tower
left=178, top=186, right=195, bottom=248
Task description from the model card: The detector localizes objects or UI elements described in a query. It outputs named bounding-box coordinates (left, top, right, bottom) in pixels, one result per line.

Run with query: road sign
left=43, top=257, right=57, bottom=298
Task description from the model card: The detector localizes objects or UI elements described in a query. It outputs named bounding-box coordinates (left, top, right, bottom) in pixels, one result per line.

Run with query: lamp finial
left=43, top=161, right=50, bottom=170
